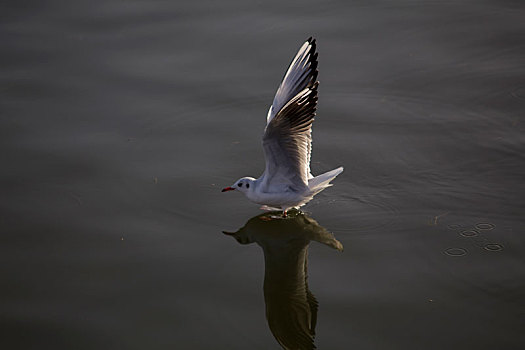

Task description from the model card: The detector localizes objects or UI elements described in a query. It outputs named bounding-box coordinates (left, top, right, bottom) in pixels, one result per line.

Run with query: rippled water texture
left=1, top=1, right=524, bottom=349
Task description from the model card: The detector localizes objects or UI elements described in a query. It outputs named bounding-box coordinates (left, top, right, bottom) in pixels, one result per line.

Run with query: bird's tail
left=307, top=167, right=344, bottom=194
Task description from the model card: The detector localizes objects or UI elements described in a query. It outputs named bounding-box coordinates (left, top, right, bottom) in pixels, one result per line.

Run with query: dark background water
left=1, top=0, right=524, bottom=349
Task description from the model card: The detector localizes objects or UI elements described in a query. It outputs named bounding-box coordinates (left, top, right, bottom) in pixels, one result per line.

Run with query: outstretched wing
left=261, top=38, right=319, bottom=192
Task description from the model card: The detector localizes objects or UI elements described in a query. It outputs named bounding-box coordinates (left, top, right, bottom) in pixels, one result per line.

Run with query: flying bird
left=222, top=37, right=343, bottom=216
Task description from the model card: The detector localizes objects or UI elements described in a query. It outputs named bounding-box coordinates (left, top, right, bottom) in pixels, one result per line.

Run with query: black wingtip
left=308, top=44, right=319, bottom=89
left=307, top=37, right=317, bottom=52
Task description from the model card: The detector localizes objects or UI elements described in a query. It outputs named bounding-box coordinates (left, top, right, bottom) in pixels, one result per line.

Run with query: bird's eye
left=238, top=183, right=242, bottom=187
left=246, top=183, right=249, bottom=188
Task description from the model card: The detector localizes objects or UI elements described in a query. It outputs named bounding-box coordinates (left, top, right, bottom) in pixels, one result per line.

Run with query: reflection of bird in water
left=224, top=210, right=343, bottom=350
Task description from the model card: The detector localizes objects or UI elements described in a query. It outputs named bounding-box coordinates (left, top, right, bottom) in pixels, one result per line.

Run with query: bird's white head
left=222, top=177, right=256, bottom=194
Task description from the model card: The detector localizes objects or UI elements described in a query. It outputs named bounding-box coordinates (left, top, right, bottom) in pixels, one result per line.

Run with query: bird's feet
left=283, top=208, right=303, bottom=218
left=258, top=208, right=300, bottom=220
left=259, top=210, right=288, bottom=220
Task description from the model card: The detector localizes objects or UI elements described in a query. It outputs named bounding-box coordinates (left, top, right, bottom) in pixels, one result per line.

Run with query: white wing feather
left=260, top=38, right=319, bottom=193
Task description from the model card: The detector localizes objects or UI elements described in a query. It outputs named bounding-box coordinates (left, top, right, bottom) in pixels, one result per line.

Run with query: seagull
left=222, top=37, right=343, bottom=216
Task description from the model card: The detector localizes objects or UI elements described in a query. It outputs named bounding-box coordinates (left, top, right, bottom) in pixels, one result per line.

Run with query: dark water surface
left=1, top=1, right=524, bottom=349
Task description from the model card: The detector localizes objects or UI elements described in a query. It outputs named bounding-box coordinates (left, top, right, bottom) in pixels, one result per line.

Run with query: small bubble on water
left=460, top=229, right=480, bottom=237
left=447, top=224, right=462, bottom=230
left=444, top=247, right=467, bottom=256
left=475, top=223, right=495, bottom=230
left=484, top=243, right=503, bottom=251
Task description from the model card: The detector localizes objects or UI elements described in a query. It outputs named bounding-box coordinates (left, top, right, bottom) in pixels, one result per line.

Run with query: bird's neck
left=244, top=180, right=257, bottom=200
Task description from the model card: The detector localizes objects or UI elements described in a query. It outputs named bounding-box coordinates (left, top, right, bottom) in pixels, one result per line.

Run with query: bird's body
left=222, top=38, right=343, bottom=215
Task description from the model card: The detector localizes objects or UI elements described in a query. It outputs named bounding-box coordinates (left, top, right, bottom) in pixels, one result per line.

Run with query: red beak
left=221, top=186, right=235, bottom=192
